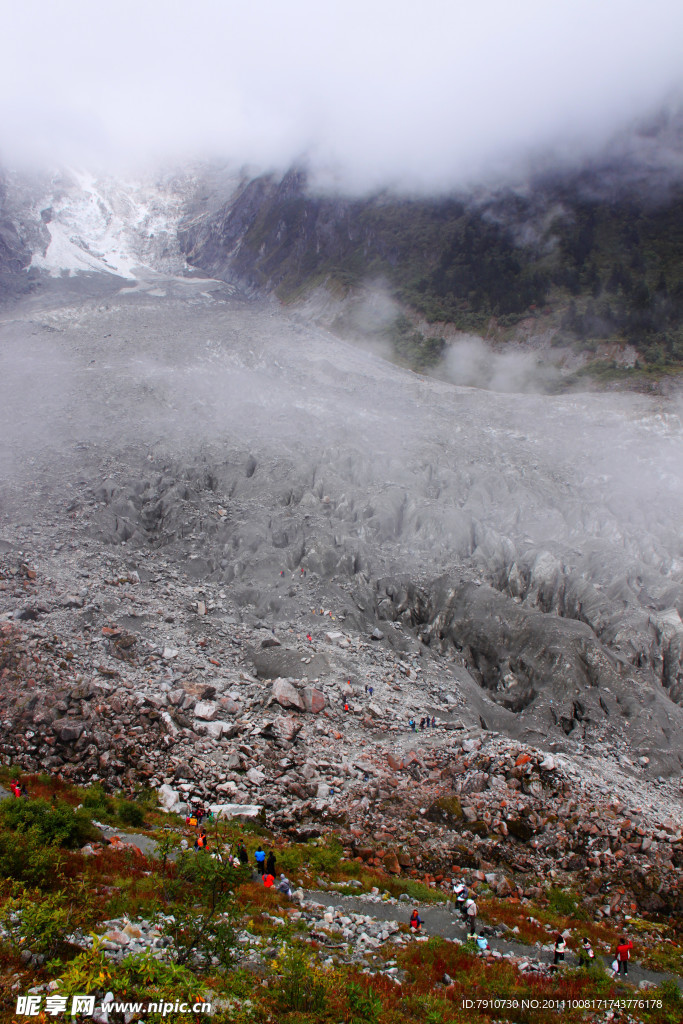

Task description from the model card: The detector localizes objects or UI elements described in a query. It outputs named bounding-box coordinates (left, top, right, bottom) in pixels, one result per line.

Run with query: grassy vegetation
left=0, top=772, right=681, bottom=1024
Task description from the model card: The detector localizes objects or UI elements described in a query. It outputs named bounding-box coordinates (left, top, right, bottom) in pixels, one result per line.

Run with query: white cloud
left=1, top=0, right=682, bottom=186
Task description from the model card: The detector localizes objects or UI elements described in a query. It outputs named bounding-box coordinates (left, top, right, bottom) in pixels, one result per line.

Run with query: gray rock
left=246, top=767, right=266, bottom=786
left=271, top=678, right=306, bottom=711
left=194, top=700, right=218, bottom=721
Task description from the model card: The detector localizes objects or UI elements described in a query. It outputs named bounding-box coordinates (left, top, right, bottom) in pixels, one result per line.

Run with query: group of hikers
left=181, top=828, right=293, bottom=897
left=452, top=882, right=479, bottom=934
left=408, top=717, right=437, bottom=731
left=253, top=844, right=293, bottom=896
left=184, top=801, right=215, bottom=851
left=185, top=803, right=214, bottom=828
left=450, top=880, right=634, bottom=973
left=554, top=933, right=632, bottom=973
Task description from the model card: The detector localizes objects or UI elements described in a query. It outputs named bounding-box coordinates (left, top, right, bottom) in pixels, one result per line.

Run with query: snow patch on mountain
left=30, top=169, right=191, bottom=280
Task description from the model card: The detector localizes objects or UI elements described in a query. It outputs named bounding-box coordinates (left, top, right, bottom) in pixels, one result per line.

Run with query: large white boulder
left=158, top=784, right=182, bottom=812
left=209, top=803, right=263, bottom=821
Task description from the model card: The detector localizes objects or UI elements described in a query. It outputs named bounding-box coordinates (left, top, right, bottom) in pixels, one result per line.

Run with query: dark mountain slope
left=0, top=172, right=35, bottom=300
left=180, top=157, right=683, bottom=373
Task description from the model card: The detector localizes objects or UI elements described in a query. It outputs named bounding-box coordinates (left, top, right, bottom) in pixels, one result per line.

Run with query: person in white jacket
left=465, top=897, right=478, bottom=935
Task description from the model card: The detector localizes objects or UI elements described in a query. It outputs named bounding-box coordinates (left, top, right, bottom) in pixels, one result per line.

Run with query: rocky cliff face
left=179, top=143, right=683, bottom=376
left=0, top=171, right=37, bottom=299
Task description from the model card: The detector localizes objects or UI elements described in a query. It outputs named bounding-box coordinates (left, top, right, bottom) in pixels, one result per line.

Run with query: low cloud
left=1, top=1, right=682, bottom=189
left=440, top=335, right=561, bottom=393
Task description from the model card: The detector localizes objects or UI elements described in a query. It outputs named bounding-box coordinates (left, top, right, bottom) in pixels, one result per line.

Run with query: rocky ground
left=1, top=276, right=682, bottom=973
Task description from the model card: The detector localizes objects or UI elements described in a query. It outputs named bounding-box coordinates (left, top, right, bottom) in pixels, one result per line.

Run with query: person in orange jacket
left=615, top=937, right=633, bottom=975
left=195, top=829, right=208, bottom=851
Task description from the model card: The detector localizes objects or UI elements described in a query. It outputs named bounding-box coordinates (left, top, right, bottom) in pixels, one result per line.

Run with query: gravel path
left=306, top=890, right=680, bottom=990
left=0, top=794, right=679, bottom=989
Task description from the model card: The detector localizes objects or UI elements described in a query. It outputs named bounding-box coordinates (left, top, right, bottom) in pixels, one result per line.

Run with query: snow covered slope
left=29, top=168, right=193, bottom=280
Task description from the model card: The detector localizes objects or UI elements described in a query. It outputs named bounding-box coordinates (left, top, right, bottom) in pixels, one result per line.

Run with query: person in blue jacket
left=254, top=845, right=266, bottom=875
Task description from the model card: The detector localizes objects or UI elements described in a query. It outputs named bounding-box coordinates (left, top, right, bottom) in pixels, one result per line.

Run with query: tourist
left=465, top=898, right=478, bottom=935
left=254, top=845, right=266, bottom=875
left=615, top=937, right=633, bottom=975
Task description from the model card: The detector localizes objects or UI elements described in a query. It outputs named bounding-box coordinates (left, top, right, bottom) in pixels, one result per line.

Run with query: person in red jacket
left=615, top=937, right=633, bottom=975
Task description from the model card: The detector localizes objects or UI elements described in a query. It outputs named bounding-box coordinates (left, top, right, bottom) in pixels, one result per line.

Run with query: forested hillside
left=181, top=163, right=683, bottom=373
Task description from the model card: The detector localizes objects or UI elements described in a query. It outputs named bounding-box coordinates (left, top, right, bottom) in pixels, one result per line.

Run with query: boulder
left=209, top=803, right=263, bottom=821
left=160, top=711, right=179, bottom=737
left=246, top=767, right=266, bottom=786
left=271, top=715, right=303, bottom=743
left=383, top=851, right=401, bottom=874
left=272, top=679, right=306, bottom=711
left=194, top=700, right=217, bottom=721
left=219, top=698, right=240, bottom=715
left=158, top=784, right=181, bottom=811
left=250, top=647, right=330, bottom=680
left=205, top=721, right=228, bottom=740
left=302, top=686, right=326, bottom=713
left=58, top=723, right=84, bottom=742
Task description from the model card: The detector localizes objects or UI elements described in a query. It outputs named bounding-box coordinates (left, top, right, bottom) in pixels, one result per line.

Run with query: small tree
left=159, top=853, right=248, bottom=970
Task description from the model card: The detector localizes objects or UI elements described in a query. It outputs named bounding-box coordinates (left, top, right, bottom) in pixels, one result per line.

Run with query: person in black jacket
left=553, top=933, right=567, bottom=966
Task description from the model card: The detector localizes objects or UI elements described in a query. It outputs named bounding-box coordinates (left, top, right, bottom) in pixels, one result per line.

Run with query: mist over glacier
left=0, top=0, right=682, bottom=783
left=2, top=0, right=683, bottom=190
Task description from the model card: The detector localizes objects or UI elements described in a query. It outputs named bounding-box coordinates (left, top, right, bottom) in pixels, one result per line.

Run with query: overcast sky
left=1, top=0, right=682, bottom=189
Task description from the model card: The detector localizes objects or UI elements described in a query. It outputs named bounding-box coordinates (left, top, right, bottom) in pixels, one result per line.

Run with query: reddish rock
left=271, top=715, right=303, bottom=743
left=272, top=679, right=305, bottom=711
left=302, top=686, right=326, bottom=713
left=387, top=753, right=403, bottom=772
left=385, top=847, right=401, bottom=872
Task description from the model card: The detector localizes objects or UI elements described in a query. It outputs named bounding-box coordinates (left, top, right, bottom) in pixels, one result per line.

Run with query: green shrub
left=274, top=943, right=327, bottom=1013
left=277, top=846, right=303, bottom=873
left=0, top=885, right=79, bottom=959
left=306, top=837, right=343, bottom=873
left=548, top=887, right=578, bottom=916
left=117, top=800, right=145, bottom=827
left=347, top=979, right=382, bottom=1024
left=81, top=783, right=115, bottom=819
left=159, top=853, right=246, bottom=970
left=56, top=941, right=203, bottom=1008
left=0, top=797, right=97, bottom=848
left=659, top=978, right=681, bottom=1005
left=0, top=828, right=64, bottom=888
